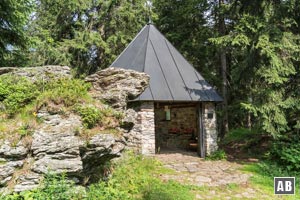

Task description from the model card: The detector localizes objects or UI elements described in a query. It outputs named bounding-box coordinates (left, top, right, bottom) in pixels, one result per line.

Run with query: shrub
left=37, top=78, right=91, bottom=107
left=86, top=182, right=130, bottom=200
left=0, top=76, right=91, bottom=116
left=271, top=140, right=300, bottom=171
left=75, top=105, right=103, bottom=128
left=1, top=173, right=82, bottom=200
left=205, top=149, right=227, bottom=160
left=0, top=75, right=40, bottom=115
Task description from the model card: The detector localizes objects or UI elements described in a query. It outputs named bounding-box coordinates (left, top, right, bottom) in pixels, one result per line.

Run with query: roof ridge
left=110, top=24, right=223, bottom=102
left=149, top=38, right=175, bottom=101
left=142, top=25, right=151, bottom=73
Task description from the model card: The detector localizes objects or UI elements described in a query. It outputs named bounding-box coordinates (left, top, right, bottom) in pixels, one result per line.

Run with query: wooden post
left=197, top=103, right=205, bottom=158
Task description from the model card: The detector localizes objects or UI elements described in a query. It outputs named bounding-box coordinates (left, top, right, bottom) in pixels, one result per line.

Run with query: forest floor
left=155, top=150, right=299, bottom=199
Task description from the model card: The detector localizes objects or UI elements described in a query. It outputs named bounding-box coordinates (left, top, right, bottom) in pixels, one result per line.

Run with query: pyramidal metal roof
left=111, top=24, right=223, bottom=102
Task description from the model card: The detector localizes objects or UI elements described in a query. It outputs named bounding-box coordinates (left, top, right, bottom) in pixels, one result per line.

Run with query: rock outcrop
left=0, top=66, right=149, bottom=193
left=0, top=109, right=126, bottom=192
left=0, top=65, right=71, bottom=81
left=85, top=67, right=149, bottom=109
left=31, top=111, right=84, bottom=175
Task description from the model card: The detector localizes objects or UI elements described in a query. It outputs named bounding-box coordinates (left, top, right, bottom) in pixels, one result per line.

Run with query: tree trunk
left=219, top=0, right=229, bottom=139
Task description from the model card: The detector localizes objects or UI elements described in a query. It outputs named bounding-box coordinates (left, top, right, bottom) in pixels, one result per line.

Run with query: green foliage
left=242, top=161, right=300, bottom=198
left=37, top=78, right=91, bottom=107
left=86, top=153, right=194, bottom=200
left=1, top=173, right=83, bottom=200
left=271, top=140, right=300, bottom=171
left=18, top=123, right=33, bottom=137
left=31, top=173, right=78, bottom=200
left=222, top=128, right=254, bottom=145
left=75, top=105, right=102, bottom=129
left=0, top=75, right=40, bottom=115
left=208, top=1, right=300, bottom=138
left=2, top=154, right=194, bottom=199
left=86, top=181, right=130, bottom=200
left=0, top=0, right=33, bottom=66
left=142, top=180, right=193, bottom=200
left=153, top=0, right=218, bottom=85
left=23, top=0, right=149, bottom=74
left=205, top=149, right=227, bottom=161
left=0, top=75, right=91, bottom=120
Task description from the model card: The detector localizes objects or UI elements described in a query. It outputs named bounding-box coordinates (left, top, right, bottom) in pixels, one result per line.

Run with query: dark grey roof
left=111, top=24, right=223, bottom=102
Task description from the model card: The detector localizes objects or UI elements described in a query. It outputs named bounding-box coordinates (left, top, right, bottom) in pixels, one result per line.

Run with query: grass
left=101, top=152, right=195, bottom=200
left=3, top=150, right=300, bottom=199
left=221, top=128, right=272, bottom=161
left=0, top=103, right=39, bottom=146
left=1, top=153, right=196, bottom=200
left=241, top=162, right=300, bottom=199
left=222, top=128, right=260, bottom=145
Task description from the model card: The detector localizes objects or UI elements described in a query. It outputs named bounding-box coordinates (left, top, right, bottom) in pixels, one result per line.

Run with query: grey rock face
left=85, top=67, right=149, bottom=109
left=82, top=134, right=125, bottom=159
left=0, top=161, right=24, bottom=186
left=32, top=156, right=83, bottom=174
left=0, top=66, right=151, bottom=192
left=80, top=134, right=125, bottom=181
left=0, top=67, right=15, bottom=75
left=122, top=109, right=137, bottom=126
left=0, top=65, right=71, bottom=81
left=31, top=112, right=84, bottom=175
left=31, top=110, right=126, bottom=181
left=14, top=172, right=41, bottom=192
left=0, top=141, right=29, bottom=160
left=0, top=140, right=28, bottom=187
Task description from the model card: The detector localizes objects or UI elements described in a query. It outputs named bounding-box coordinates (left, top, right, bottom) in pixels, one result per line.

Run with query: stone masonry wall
left=125, top=102, right=218, bottom=156
left=140, top=102, right=155, bottom=155
left=124, top=102, right=155, bottom=155
left=202, top=102, right=218, bottom=155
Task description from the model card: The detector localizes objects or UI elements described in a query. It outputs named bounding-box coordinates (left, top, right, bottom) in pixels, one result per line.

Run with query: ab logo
left=274, top=177, right=295, bottom=195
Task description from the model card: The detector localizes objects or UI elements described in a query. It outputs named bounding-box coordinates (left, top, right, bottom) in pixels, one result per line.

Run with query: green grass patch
left=222, top=128, right=258, bottom=145
left=242, top=162, right=300, bottom=199
left=98, top=152, right=194, bottom=200
left=1, top=153, right=195, bottom=200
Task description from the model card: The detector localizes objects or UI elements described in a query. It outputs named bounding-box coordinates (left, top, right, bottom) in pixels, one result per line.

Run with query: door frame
left=197, top=103, right=205, bottom=157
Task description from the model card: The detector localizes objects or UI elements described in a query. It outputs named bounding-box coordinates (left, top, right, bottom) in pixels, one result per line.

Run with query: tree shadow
left=184, top=80, right=223, bottom=101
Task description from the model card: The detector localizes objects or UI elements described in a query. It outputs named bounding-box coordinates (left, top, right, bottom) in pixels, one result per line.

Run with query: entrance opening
left=154, top=102, right=199, bottom=153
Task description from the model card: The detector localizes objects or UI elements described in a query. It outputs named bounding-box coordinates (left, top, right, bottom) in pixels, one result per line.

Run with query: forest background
left=1, top=0, right=300, bottom=170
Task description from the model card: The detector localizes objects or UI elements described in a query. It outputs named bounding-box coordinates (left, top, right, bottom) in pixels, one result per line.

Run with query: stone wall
left=125, top=102, right=218, bottom=156
left=124, top=102, right=155, bottom=155
left=155, top=104, right=197, bottom=150
left=140, top=102, right=155, bottom=155
left=202, top=102, right=218, bottom=155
